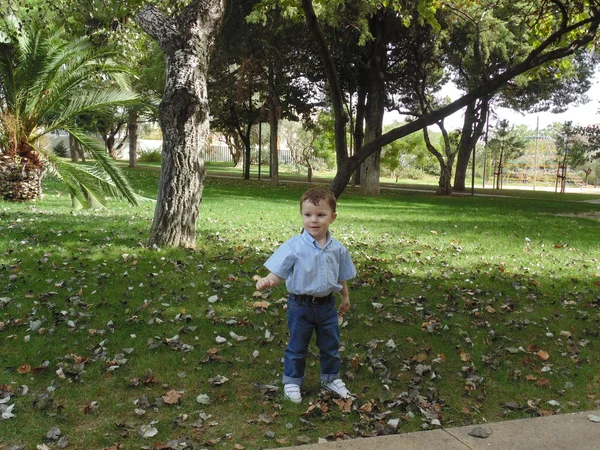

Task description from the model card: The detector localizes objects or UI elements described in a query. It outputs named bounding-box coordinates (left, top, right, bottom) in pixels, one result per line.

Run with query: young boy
left=256, top=187, right=357, bottom=404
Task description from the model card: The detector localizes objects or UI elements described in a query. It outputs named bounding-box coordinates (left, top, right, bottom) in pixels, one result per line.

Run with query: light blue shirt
left=265, top=231, right=357, bottom=297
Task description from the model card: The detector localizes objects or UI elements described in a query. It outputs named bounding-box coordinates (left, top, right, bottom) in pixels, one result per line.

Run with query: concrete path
left=278, top=409, right=600, bottom=450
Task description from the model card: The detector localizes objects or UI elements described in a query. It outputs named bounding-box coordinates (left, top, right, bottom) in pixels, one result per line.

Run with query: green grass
left=1, top=167, right=600, bottom=449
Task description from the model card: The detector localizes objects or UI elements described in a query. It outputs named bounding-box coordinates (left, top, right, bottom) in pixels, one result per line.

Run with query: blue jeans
left=282, top=294, right=341, bottom=386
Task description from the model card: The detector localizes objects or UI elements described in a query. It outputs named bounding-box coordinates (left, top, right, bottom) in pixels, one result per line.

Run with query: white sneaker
left=322, top=379, right=351, bottom=398
left=284, top=384, right=302, bottom=404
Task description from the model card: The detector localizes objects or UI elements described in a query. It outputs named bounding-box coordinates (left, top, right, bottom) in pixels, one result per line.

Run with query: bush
left=138, top=148, right=162, bottom=163
left=52, top=141, right=69, bottom=157
left=400, top=167, right=429, bottom=180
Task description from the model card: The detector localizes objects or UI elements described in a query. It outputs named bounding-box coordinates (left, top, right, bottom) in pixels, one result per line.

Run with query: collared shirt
left=264, top=231, right=357, bottom=297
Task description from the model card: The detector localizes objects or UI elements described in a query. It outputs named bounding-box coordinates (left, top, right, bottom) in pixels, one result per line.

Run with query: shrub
left=138, top=148, right=162, bottom=163
left=52, top=141, right=69, bottom=157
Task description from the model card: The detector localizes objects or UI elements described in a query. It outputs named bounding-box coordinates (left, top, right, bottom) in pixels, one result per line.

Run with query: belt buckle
left=311, top=296, right=319, bottom=304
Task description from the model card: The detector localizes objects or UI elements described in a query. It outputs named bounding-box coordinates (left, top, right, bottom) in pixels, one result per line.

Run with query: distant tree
left=280, top=117, right=334, bottom=182
left=381, top=125, right=433, bottom=181
left=487, top=120, right=527, bottom=189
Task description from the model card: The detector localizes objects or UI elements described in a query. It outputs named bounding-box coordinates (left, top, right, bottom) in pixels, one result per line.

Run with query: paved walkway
left=279, top=409, right=600, bottom=450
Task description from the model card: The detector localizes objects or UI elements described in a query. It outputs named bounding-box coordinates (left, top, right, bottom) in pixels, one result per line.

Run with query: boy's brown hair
left=300, top=187, right=337, bottom=213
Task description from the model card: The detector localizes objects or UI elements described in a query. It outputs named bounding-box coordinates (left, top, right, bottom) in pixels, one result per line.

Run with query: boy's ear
left=331, top=212, right=338, bottom=222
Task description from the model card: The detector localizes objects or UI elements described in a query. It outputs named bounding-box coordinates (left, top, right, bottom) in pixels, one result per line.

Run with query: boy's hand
left=256, top=277, right=276, bottom=291
left=339, top=296, right=350, bottom=315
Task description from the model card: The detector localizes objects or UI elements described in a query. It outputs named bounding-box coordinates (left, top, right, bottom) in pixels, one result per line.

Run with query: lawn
left=1, top=166, right=600, bottom=449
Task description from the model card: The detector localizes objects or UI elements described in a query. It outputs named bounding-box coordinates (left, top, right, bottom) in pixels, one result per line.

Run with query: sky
left=385, top=74, right=600, bottom=132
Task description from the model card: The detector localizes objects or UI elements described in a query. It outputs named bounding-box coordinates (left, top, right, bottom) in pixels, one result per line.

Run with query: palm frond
left=62, top=128, right=143, bottom=207
left=37, top=88, right=139, bottom=139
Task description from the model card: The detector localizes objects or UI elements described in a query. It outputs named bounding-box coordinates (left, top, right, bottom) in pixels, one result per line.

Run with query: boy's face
left=301, top=199, right=337, bottom=241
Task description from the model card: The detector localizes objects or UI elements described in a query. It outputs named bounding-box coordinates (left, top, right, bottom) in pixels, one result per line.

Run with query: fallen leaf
left=332, top=397, right=353, bottom=413
left=18, top=364, right=32, bottom=374
left=253, top=301, right=270, bottom=309
left=359, top=400, right=374, bottom=413
left=208, top=375, right=229, bottom=386
left=536, top=378, right=550, bottom=387
left=468, top=426, right=492, bottom=438
left=138, top=424, right=158, bottom=438
left=162, top=390, right=182, bottom=405
left=196, top=394, right=212, bottom=405
left=412, top=353, right=427, bottom=363
left=536, top=350, right=550, bottom=361
left=258, top=411, right=275, bottom=424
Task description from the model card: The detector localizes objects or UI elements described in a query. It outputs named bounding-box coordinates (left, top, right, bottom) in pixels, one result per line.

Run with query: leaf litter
left=2, top=189, right=600, bottom=448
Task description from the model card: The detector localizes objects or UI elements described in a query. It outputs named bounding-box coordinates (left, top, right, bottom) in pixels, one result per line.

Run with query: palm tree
left=0, top=18, right=140, bottom=208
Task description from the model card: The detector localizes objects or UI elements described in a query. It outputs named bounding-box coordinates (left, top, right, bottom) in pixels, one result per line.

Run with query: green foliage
left=137, top=148, right=162, bottom=163
left=487, top=120, right=528, bottom=162
left=310, top=111, right=337, bottom=166
left=382, top=124, right=437, bottom=177
left=51, top=140, right=68, bottom=157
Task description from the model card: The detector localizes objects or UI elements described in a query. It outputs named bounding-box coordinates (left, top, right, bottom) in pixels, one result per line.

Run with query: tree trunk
left=69, top=133, right=78, bottom=162
left=105, top=133, right=117, bottom=159
left=243, top=128, right=251, bottom=180
left=128, top=108, right=138, bottom=168
left=352, top=84, right=367, bottom=187
left=136, top=0, right=225, bottom=248
left=301, top=0, right=349, bottom=192
left=268, top=66, right=280, bottom=186
left=360, top=10, right=387, bottom=196
left=453, top=98, right=488, bottom=191
left=438, top=161, right=453, bottom=195
left=69, top=133, right=86, bottom=162
left=0, top=154, right=44, bottom=201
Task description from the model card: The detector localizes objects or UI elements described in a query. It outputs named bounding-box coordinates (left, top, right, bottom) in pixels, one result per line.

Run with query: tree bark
left=352, top=83, right=367, bottom=187
left=128, top=108, right=138, bottom=168
left=360, top=10, right=387, bottom=196
left=136, top=0, right=225, bottom=248
left=301, top=0, right=349, bottom=179
left=453, top=98, right=488, bottom=191
left=69, top=133, right=79, bottom=162
left=268, top=66, right=280, bottom=186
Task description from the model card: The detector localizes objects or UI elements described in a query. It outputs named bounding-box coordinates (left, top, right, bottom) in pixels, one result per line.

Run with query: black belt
left=292, top=293, right=333, bottom=305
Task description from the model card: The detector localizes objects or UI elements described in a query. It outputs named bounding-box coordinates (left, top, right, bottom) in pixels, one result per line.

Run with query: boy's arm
left=338, top=280, right=350, bottom=314
left=256, top=272, right=284, bottom=291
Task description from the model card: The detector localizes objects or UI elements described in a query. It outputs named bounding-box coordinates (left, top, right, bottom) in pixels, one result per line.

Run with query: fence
left=47, top=133, right=295, bottom=165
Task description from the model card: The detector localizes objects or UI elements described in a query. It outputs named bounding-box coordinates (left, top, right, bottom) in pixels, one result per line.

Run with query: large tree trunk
left=453, top=98, right=488, bottom=191
left=360, top=9, right=387, bottom=196
left=301, top=0, right=349, bottom=192
left=69, top=133, right=78, bottom=162
left=136, top=0, right=225, bottom=248
left=128, top=108, right=138, bottom=168
left=0, top=154, right=43, bottom=201
left=352, top=84, right=367, bottom=187
left=69, top=133, right=86, bottom=162
left=438, top=160, right=454, bottom=196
